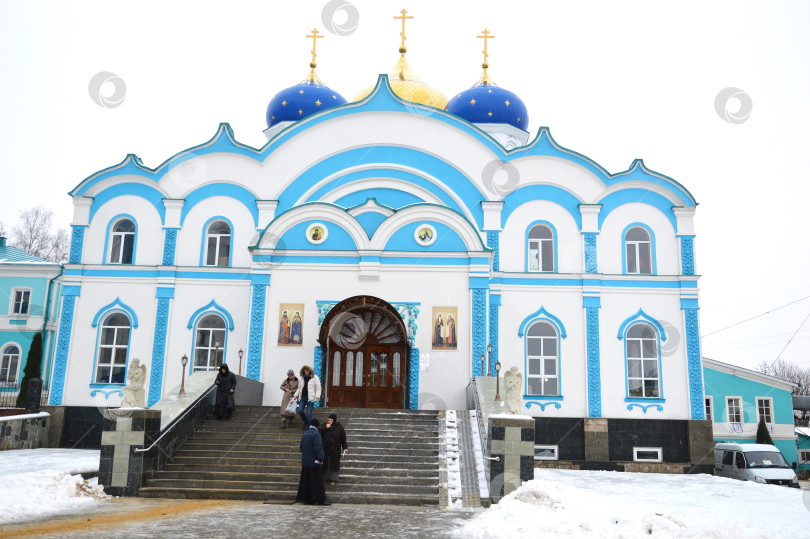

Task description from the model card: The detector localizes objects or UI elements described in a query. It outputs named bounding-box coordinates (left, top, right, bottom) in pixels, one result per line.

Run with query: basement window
left=633, top=447, right=662, bottom=462
left=534, top=445, right=558, bottom=461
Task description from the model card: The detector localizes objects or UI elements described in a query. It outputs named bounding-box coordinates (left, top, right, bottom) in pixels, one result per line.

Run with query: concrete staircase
left=138, top=406, right=441, bottom=506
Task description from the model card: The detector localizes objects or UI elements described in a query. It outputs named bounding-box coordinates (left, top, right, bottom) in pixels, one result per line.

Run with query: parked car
left=714, top=443, right=799, bottom=488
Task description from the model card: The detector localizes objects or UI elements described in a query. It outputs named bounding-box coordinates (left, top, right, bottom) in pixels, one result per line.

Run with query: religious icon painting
left=414, top=224, right=437, bottom=246
left=306, top=223, right=327, bottom=245
left=278, top=304, right=304, bottom=346
left=431, top=306, right=458, bottom=350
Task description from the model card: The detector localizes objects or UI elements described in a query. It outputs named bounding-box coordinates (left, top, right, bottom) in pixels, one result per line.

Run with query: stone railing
left=0, top=411, right=50, bottom=450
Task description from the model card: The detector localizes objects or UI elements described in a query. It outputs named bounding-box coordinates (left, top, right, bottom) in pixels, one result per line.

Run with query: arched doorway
left=318, top=296, right=408, bottom=409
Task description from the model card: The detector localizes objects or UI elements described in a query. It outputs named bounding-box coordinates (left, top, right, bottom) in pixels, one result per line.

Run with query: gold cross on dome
left=306, top=28, right=323, bottom=70
left=394, top=9, right=414, bottom=55
left=477, top=28, right=495, bottom=85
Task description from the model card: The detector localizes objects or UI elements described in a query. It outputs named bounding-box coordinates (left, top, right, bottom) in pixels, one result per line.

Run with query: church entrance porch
left=319, top=296, right=409, bottom=409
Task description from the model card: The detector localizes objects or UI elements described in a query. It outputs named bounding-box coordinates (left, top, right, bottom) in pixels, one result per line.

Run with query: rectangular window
left=705, top=396, right=713, bottom=421
left=800, top=450, right=810, bottom=463
left=633, top=447, right=662, bottom=462
left=12, top=290, right=30, bottom=315
left=727, top=397, right=742, bottom=423
left=757, top=398, right=773, bottom=424
left=534, top=445, right=558, bottom=461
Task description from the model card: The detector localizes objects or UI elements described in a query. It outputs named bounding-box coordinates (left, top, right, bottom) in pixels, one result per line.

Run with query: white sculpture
left=120, top=358, right=147, bottom=408
left=504, top=366, right=523, bottom=415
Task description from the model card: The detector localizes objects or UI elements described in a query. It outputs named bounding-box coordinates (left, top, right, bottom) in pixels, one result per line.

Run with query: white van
left=714, top=443, right=799, bottom=488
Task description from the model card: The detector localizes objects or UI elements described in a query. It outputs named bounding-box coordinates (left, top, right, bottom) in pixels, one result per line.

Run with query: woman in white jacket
left=294, top=364, right=321, bottom=429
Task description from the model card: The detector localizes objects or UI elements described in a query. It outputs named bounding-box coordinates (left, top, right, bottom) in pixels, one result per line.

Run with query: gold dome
left=353, top=55, right=448, bottom=109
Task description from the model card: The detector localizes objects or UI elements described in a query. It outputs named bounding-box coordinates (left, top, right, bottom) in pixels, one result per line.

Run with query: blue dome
left=445, top=82, right=528, bottom=131
left=266, top=78, right=347, bottom=128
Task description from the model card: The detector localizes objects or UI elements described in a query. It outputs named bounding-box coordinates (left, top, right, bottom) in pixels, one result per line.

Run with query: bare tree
left=757, top=358, right=810, bottom=395
left=0, top=221, right=7, bottom=238
left=10, top=207, right=69, bottom=263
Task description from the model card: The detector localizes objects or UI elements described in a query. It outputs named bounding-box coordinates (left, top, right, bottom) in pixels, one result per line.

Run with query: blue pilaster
left=409, top=347, right=419, bottom=410
left=313, top=345, right=323, bottom=407
left=679, top=235, right=695, bottom=276
left=162, top=228, right=179, bottom=266
left=246, top=280, right=268, bottom=381
left=472, top=288, right=487, bottom=377
left=682, top=299, right=705, bottom=419
left=488, top=294, right=500, bottom=376
left=487, top=231, right=500, bottom=271
left=49, top=289, right=80, bottom=405
left=147, top=293, right=172, bottom=406
left=583, top=232, right=598, bottom=273
left=584, top=296, right=602, bottom=417
left=68, top=225, right=86, bottom=264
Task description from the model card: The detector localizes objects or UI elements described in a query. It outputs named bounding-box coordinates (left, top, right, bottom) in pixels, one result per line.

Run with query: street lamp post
left=495, top=360, right=502, bottom=402
left=486, top=343, right=493, bottom=377
left=480, top=354, right=485, bottom=378
left=238, top=348, right=244, bottom=376
left=180, top=354, right=188, bottom=395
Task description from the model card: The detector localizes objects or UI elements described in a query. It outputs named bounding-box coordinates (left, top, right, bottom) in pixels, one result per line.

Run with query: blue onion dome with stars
left=445, top=29, right=529, bottom=131
left=265, top=28, right=347, bottom=128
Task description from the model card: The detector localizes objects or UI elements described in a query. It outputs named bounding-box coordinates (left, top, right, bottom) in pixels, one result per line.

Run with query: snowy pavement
left=3, top=449, right=810, bottom=538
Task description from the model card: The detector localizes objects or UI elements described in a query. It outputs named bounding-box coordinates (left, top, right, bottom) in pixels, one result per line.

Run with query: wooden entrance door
left=324, top=299, right=408, bottom=409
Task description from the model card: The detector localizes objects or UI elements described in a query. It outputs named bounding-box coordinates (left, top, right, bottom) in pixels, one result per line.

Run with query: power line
left=775, top=311, right=810, bottom=361
left=702, top=295, right=810, bottom=337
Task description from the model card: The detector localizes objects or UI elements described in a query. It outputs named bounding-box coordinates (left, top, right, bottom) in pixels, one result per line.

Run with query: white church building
left=47, top=27, right=705, bottom=423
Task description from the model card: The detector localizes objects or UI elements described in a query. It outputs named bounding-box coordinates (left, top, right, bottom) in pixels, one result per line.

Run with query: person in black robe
left=214, top=363, right=236, bottom=420
left=297, top=418, right=330, bottom=505
left=319, top=413, right=348, bottom=484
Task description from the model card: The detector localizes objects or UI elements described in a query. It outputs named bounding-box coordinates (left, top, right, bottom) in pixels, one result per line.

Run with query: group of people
left=282, top=365, right=348, bottom=505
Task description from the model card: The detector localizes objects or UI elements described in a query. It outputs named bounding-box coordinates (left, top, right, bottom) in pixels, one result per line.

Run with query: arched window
left=204, top=221, right=231, bottom=267
left=626, top=323, right=659, bottom=398
left=528, top=224, right=554, bottom=272
left=109, top=219, right=135, bottom=264
left=194, top=314, right=227, bottom=371
left=526, top=321, right=559, bottom=396
left=96, top=313, right=131, bottom=384
left=625, top=226, right=652, bottom=275
left=0, top=345, right=20, bottom=383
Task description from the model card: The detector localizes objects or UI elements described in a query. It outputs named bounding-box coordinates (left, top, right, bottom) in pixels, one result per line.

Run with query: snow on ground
left=0, top=448, right=108, bottom=524
left=457, top=468, right=810, bottom=538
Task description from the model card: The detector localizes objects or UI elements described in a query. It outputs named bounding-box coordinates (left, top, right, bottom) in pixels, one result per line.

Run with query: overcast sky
left=1, top=0, right=808, bottom=374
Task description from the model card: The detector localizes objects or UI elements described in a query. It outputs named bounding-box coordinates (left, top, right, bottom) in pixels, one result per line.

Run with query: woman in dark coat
left=214, top=363, right=237, bottom=420
left=319, top=413, right=348, bottom=484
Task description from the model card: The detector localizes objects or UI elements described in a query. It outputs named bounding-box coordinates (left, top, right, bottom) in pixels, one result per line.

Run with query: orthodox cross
left=394, top=8, right=414, bottom=55
left=477, top=28, right=495, bottom=84
left=307, top=28, right=323, bottom=71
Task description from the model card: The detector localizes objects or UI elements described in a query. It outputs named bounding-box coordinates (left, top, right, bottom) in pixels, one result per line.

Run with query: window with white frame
left=727, top=397, right=742, bottom=423
left=528, top=224, right=554, bottom=272
left=194, top=314, right=227, bottom=371
left=11, top=289, right=30, bottom=315
left=0, top=345, right=20, bottom=383
left=625, top=226, right=652, bottom=274
left=204, top=221, right=231, bottom=267
left=626, top=323, right=659, bottom=398
left=705, top=396, right=713, bottom=422
left=534, top=445, right=558, bottom=460
left=526, top=321, right=559, bottom=396
left=633, top=447, right=662, bottom=462
left=800, top=449, right=810, bottom=462
left=109, top=219, right=135, bottom=264
left=757, top=398, right=773, bottom=424
left=95, top=313, right=130, bottom=384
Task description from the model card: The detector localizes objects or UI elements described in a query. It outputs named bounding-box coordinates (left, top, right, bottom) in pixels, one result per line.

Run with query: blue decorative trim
left=472, top=289, right=487, bottom=377
left=583, top=232, right=597, bottom=273
left=625, top=397, right=665, bottom=403
left=147, top=297, right=171, bottom=406
left=680, top=298, right=700, bottom=310
left=583, top=296, right=601, bottom=309
left=89, top=185, right=166, bottom=225
left=156, top=287, right=174, bottom=299
left=199, top=216, right=234, bottom=267
left=524, top=220, right=559, bottom=273
left=62, top=285, right=81, bottom=297
left=502, top=186, right=584, bottom=229
left=469, top=276, right=490, bottom=289
left=585, top=305, right=601, bottom=418
left=89, top=389, right=125, bottom=399
left=517, top=306, right=567, bottom=338
left=598, top=190, right=678, bottom=232
left=187, top=300, right=235, bottom=331
left=102, top=214, right=138, bottom=265
left=525, top=401, right=562, bottom=411
left=317, top=301, right=339, bottom=326
left=489, top=276, right=697, bottom=289
left=621, top=222, right=657, bottom=275
left=627, top=403, right=664, bottom=413
left=683, top=308, right=705, bottom=420
left=68, top=225, right=86, bottom=264
left=251, top=273, right=270, bottom=286
left=409, top=348, right=419, bottom=410
left=489, top=296, right=499, bottom=377
left=313, top=346, right=323, bottom=408
left=246, top=284, right=267, bottom=381
left=91, top=297, right=140, bottom=329
left=680, top=236, right=695, bottom=276
left=393, top=303, right=421, bottom=347
left=180, top=184, right=259, bottom=227
left=487, top=231, right=500, bottom=271
left=617, top=309, right=667, bottom=341
left=49, top=295, right=76, bottom=405
left=162, top=228, right=178, bottom=265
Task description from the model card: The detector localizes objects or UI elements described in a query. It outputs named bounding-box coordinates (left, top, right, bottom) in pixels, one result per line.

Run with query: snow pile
left=457, top=468, right=810, bottom=538
left=0, top=448, right=108, bottom=524
left=468, top=410, right=489, bottom=499
left=444, top=409, right=462, bottom=505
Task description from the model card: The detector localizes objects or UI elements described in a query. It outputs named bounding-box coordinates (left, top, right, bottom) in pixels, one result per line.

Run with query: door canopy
left=319, top=295, right=408, bottom=349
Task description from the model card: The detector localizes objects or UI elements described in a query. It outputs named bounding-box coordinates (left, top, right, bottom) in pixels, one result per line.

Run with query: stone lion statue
left=504, top=366, right=523, bottom=415
left=120, top=358, right=147, bottom=408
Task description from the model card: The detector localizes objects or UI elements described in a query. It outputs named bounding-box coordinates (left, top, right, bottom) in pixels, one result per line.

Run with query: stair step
left=152, top=471, right=439, bottom=486
left=138, top=487, right=439, bottom=506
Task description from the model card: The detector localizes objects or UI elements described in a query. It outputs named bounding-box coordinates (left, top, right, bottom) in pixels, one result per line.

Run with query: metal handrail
left=133, top=385, right=216, bottom=453
left=471, top=377, right=499, bottom=462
